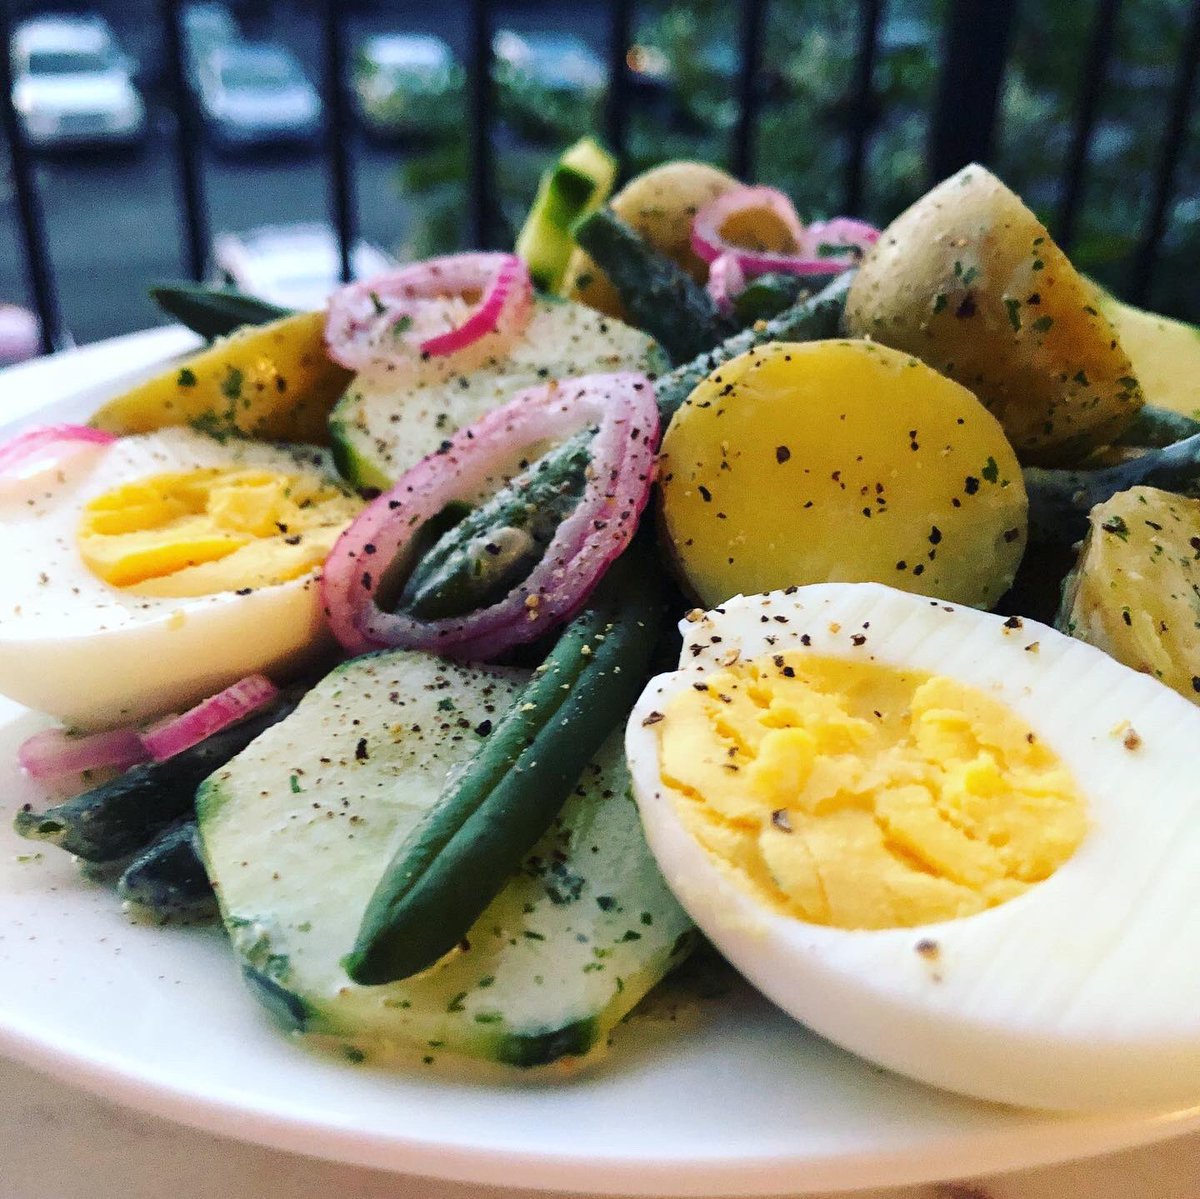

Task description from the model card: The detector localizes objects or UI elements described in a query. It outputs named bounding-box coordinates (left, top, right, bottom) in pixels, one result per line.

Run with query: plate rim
left=2, top=332, right=1199, bottom=1196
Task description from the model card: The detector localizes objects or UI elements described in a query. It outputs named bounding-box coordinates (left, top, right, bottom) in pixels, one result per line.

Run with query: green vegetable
left=14, top=698, right=297, bottom=862
left=117, top=819, right=216, bottom=921
left=399, top=430, right=592, bottom=619
left=1112, top=404, right=1200, bottom=448
left=730, top=272, right=827, bottom=324
left=1025, top=432, right=1200, bottom=546
left=399, top=273, right=853, bottom=621
left=197, top=646, right=693, bottom=1065
left=654, top=268, right=854, bottom=418
left=572, top=208, right=735, bottom=364
left=345, top=545, right=667, bottom=985
left=149, top=283, right=293, bottom=340
left=515, top=137, right=617, bottom=293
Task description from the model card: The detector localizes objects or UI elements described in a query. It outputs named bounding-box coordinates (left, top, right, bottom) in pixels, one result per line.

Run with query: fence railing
left=2, top=0, right=1199, bottom=356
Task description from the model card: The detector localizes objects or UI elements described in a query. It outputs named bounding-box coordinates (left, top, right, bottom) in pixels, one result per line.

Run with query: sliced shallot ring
left=803, top=217, right=880, bottom=266
left=0, top=423, right=116, bottom=494
left=691, top=186, right=807, bottom=274
left=706, top=252, right=748, bottom=314
left=693, top=187, right=881, bottom=279
left=321, top=372, right=660, bottom=661
left=18, top=725, right=148, bottom=781
left=325, top=252, right=533, bottom=375
left=140, top=673, right=279, bottom=761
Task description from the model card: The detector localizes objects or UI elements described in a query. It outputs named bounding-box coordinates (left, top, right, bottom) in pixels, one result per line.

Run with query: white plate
left=1, top=333, right=1198, bottom=1197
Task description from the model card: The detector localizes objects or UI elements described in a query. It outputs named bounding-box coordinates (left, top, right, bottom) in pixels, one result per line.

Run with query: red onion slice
left=18, top=725, right=148, bottom=782
left=140, top=674, right=279, bottom=761
left=706, top=253, right=748, bottom=315
left=321, top=372, right=659, bottom=661
left=0, top=424, right=116, bottom=496
left=325, top=252, right=533, bottom=375
left=693, top=187, right=881, bottom=281
left=803, top=217, right=880, bottom=266
left=691, top=186, right=807, bottom=274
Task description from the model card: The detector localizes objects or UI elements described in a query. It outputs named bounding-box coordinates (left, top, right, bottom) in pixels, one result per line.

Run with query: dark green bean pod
left=730, top=272, right=825, bottom=324
left=1025, top=432, right=1200, bottom=546
left=344, top=545, right=666, bottom=985
left=149, top=282, right=293, bottom=340
left=1111, top=404, right=1200, bottom=448
left=14, top=697, right=298, bottom=863
left=654, top=268, right=855, bottom=419
left=117, top=818, right=216, bottom=921
left=398, top=430, right=593, bottom=620
left=572, top=208, right=736, bottom=363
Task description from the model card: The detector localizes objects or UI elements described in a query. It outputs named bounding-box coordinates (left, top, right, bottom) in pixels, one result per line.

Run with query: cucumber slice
left=328, top=296, right=662, bottom=491
left=196, top=651, right=693, bottom=1067
left=516, top=137, right=618, bottom=293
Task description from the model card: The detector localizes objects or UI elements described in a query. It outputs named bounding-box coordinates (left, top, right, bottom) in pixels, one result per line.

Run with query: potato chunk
left=91, top=311, right=352, bottom=446
left=563, top=160, right=741, bottom=319
left=844, top=165, right=1142, bottom=464
left=1058, top=486, right=1200, bottom=703
left=658, top=339, right=1027, bottom=609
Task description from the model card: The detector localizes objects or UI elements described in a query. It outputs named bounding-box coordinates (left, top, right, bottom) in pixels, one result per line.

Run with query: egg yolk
left=77, top=467, right=363, bottom=598
left=657, top=654, right=1087, bottom=929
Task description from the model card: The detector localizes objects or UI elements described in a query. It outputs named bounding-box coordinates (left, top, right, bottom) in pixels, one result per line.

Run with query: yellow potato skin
left=563, top=160, right=741, bottom=318
left=1058, top=486, right=1200, bottom=703
left=91, top=311, right=352, bottom=446
left=658, top=339, right=1027, bottom=609
left=844, top=164, right=1142, bottom=465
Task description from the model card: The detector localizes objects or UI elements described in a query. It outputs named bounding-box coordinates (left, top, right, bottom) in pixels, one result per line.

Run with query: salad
left=4, top=138, right=1200, bottom=1113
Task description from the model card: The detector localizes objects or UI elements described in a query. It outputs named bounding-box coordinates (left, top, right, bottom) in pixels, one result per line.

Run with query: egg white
left=0, top=427, right=345, bottom=729
left=626, top=582, right=1200, bottom=1111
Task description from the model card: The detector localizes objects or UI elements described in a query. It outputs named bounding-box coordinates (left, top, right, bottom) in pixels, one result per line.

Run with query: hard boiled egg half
left=626, top=582, right=1200, bottom=1111
left=0, top=426, right=361, bottom=729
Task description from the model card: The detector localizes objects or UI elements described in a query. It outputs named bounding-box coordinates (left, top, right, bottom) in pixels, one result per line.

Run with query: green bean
left=343, top=544, right=666, bottom=985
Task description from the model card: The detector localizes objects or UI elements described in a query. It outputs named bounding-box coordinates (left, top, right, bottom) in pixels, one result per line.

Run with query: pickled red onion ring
left=18, top=725, right=148, bottom=781
left=706, top=253, right=748, bottom=315
left=321, top=372, right=659, bottom=661
left=0, top=424, right=116, bottom=496
left=691, top=186, right=807, bottom=274
left=325, top=252, right=533, bottom=374
left=693, top=187, right=880, bottom=281
left=803, top=217, right=880, bottom=266
left=139, top=674, right=279, bottom=761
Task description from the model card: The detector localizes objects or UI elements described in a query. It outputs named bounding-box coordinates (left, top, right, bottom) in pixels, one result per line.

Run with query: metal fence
left=2, top=0, right=1199, bottom=355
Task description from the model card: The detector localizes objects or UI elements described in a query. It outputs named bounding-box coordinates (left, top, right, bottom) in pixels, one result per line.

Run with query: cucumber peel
left=515, top=137, right=618, bottom=293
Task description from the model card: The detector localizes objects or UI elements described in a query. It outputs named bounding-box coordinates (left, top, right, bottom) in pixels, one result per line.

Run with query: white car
left=210, top=224, right=396, bottom=312
left=10, top=16, right=146, bottom=150
left=196, top=43, right=322, bottom=152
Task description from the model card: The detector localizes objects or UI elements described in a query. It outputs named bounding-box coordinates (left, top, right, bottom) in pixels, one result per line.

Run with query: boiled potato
left=1094, top=288, right=1200, bottom=420
left=658, top=339, right=1027, bottom=609
left=563, top=160, right=741, bottom=319
left=91, top=311, right=352, bottom=446
left=1058, top=486, right=1200, bottom=703
left=844, top=164, right=1143, bottom=465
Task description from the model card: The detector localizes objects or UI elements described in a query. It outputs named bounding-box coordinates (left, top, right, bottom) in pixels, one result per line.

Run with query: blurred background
left=0, top=0, right=1196, bottom=356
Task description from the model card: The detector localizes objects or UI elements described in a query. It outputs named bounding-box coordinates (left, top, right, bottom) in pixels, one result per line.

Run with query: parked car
left=9, top=15, right=146, bottom=151
left=351, top=33, right=461, bottom=142
left=210, top=223, right=395, bottom=311
left=181, top=2, right=239, bottom=89
left=195, top=43, right=322, bottom=152
left=491, top=30, right=605, bottom=142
